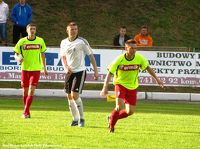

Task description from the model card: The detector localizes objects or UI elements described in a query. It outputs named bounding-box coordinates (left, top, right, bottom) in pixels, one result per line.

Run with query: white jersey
left=60, top=37, right=93, bottom=73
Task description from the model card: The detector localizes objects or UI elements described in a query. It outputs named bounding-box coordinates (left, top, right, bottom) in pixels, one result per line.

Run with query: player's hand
left=94, top=71, right=99, bottom=80
left=44, top=69, right=48, bottom=76
left=66, top=66, right=72, bottom=75
left=157, top=79, right=164, bottom=88
left=100, top=87, right=108, bottom=97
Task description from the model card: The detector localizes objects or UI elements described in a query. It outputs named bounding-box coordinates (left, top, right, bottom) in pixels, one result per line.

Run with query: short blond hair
left=26, top=23, right=36, bottom=29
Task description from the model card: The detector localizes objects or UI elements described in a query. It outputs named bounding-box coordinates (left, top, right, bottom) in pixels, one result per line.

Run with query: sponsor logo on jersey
left=23, top=44, right=41, bottom=50
left=119, top=64, right=140, bottom=71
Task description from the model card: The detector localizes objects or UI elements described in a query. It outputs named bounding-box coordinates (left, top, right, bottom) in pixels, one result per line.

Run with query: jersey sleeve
left=13, top=39, right=22, bottom=54
left=82, top=44, right=93, bottom=55
left=40, top=38, right=46, bottom=53
left=139, top=54, right=149, bottom=70
left=60, top=40, right=66, bottom=56
left=109, top=55, right=123, bottom=74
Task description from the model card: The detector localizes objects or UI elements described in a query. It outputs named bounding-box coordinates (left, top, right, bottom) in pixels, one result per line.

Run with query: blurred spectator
left=134, top=25, right=153, bottom=47
left=11, top=0, right=32, bottom=44
left=113, top=26, right=130, bottom=46
left=0, top=0, right=9, bottom=46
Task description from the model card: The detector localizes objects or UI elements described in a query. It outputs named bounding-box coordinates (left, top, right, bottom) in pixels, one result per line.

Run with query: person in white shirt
left=0, top=0, right=9, bottom=46
left=60, top=21, right=99, bottom=127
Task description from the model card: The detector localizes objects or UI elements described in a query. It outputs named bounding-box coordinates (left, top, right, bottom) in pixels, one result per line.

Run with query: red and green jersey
left=109, top=53, right=149, bottom=90
left=14, top=36, right=46, bottom=71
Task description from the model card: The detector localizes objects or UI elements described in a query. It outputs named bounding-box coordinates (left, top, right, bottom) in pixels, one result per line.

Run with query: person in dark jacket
left=113, top=26, right=130, bottom=46
left=11, top=0, right=32, bottom=44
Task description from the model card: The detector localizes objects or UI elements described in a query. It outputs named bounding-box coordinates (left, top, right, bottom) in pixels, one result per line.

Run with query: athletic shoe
left=109, top=127, right=115, bottom=133
left=107, top=116, right=115, bottom=132
left=79, top=119, right=85, bottom=127
left=70, top=120, right=78, bottom=126
left=21, top=114, right=30, bottom=119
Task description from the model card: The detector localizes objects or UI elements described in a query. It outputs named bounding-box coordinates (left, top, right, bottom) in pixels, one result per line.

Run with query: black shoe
left=70, top=120, right=78, bottom=126
left=79, top=119, right=85, bottom=127
left=109, top=127, right=114, bottom=133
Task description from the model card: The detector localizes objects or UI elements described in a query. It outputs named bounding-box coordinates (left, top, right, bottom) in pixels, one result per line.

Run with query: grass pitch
left=0, top=98, right=200, bottom=149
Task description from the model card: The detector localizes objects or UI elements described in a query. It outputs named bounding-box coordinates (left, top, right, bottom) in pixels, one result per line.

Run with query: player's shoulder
left=17, top=37, right=28, bottom=43
left=135, top=52, right=144, bottom=57
left=114, top=54, right=125, bottom=62
left=35, top=36, right=44, bottom=41
left=61, top=38, right=69, bottom=44
left=77, top=37, right=90, bottom=45
left=135, top=52, right=146, bottom=60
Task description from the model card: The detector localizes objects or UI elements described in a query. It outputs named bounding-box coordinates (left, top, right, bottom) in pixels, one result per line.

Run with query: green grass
left=0, top=98, right=200, bottom=149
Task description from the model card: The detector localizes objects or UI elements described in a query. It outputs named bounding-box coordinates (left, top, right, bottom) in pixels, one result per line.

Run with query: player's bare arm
left=41, top=53, right=48, bottom=76
left=146, top=66, right=164, bottom=88
left=100, top=72, right=112, bottom=97
left=88, top=54, right=99, bottom=80
left=61, top=55, right=72, bottom=75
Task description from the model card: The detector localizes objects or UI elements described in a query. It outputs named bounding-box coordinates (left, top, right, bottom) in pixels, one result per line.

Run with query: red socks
left=119, top=110, right=128, bottom=119
left=110, top=109, right=129, bottom=129
left=110, top=110, right=119, bottom=129
left=24, top=96, right=33, bottom=115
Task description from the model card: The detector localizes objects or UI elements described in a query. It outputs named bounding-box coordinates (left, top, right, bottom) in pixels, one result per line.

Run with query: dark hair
left=125, top=39, right=137, bottom=45
left=66, top=21, right=77, bottom=28
left=141, top=25, right=148, bottom=30
left=120, top=26, right=127, bottom=30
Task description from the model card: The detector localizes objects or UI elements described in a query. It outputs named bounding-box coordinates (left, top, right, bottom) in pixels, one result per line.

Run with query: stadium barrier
left=0, top=46, right=199, bottom=101
left=0, top=88, right=199, bottom=101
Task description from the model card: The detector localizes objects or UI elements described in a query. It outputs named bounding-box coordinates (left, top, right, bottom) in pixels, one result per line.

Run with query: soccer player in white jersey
left=60, top=21, right=99, bottom=127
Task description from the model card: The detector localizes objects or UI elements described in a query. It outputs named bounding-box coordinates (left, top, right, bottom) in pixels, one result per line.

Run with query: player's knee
left=28, top=87, right=36, bottom=95
left=71, top=95, right=79, bottom=100
left=115, top=106, right=122, bottom=111
left=126, top=109, right=134, bottom=115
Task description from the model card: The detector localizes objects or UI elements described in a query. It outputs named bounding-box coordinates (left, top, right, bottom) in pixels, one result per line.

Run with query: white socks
left=75, top=97, right=84, bottom=119
left=68, top=97, right=84, bottom=120
left=68, top=100, right=79, bottom=121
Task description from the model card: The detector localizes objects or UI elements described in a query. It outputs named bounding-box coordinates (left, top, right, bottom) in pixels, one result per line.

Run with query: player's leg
left=125, top=104, right=136, bottom=116
left=21, top=71, right=29, bottom=118
left=67, top=93, right=79, bottom=126
left=23, top=71, right=40, bottom=118
left=71, top=70, right=86, bottom=127
left=64, top=73, right=79, bottom=126
left=118, top=89, right=137, bottom=119
left=109, top=97, right=124, bottom=132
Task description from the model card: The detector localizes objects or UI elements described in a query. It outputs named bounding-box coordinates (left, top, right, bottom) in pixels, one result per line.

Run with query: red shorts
left=115, top=84, right=137, bottom=106
left=21, top=70, right=41, bottom=88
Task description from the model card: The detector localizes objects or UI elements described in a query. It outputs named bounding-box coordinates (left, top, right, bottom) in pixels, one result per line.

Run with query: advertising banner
left=0, top=46, right=199, bottom=87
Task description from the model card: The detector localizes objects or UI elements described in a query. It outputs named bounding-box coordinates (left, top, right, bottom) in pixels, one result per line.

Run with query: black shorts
left=64, top=70, right=86, bottom=94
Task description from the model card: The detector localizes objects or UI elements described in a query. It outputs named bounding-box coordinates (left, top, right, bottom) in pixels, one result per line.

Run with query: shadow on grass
left=0, top=98, right=200, bottom=116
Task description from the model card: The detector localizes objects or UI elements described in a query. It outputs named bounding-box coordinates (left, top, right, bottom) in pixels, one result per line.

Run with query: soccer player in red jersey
left=100, top=39, right=164, bottom=132
left=14, top=23, right=48, bottom=118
